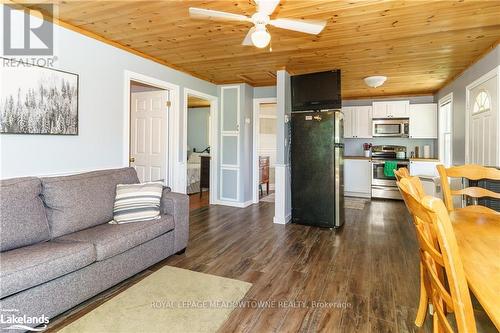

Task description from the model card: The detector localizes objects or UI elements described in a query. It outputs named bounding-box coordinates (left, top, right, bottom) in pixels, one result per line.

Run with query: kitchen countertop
left=409, top=158, right=440, bottom=162
left=344, top=156, right=371, bottom=160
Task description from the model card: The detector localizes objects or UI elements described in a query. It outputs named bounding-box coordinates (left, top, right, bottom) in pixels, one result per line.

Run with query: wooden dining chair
left=396, top=174, right=434, bottom=327
left=394, top=167, right=410, bottom=181
left=398, top=178, right=477, bottom=333
left=436, top=164, right=500, bottom=214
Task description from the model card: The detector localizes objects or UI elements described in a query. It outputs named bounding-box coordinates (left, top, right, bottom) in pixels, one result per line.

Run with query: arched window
left=473, top=90, right=491, bottom=114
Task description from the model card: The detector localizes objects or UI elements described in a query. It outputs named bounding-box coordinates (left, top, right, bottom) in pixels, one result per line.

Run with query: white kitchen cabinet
left=354, top=106, right=372, bottom=138
left=409, top=160, right=440, bottom=177
left=409, top=103, right=438, bottom=139
left=372, top=102, right=387, bottom=119
left=344, top=159, right=372, bottom=198
left=343, top=107, right=354, bottom=138
left=372, top=100, right=409, bottom=118
left=342, top=106, right=372, bottom=138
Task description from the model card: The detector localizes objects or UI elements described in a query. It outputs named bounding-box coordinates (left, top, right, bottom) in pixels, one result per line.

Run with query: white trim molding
left=438, top=92, right=453, bottom=166
left=214, top=199, right=254, bottom=208
left=123, top=70, right=180, bottom=189
left=252, top=97, right=277, bottom=204
left=220, top=85, right=241, bottom=204
left=183, top=88, right=218, bottom=204
left=464, top=65, right=500, bottom=165
left=273, top=163, right=291, bottom=224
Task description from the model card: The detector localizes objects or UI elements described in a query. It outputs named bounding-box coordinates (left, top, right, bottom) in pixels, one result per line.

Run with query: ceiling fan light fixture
left=364, top=76, right=387, bottom=88
left=251, top=25, right=271, bottom=48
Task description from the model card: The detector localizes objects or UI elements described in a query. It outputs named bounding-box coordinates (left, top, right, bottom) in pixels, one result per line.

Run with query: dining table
left=450, top=209, right=500, bottom=331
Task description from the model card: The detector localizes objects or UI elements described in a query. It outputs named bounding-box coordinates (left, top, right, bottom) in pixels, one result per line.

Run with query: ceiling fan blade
left=254, top=0, right=280, bottom=15
left=189, top=7, right=250, bottom=22
left=242, top=27, right=256, bottom=46
left=269, top=18, right=326, bottom=35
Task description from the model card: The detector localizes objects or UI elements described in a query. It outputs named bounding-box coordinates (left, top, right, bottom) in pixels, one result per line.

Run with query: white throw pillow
left=110, top=182, right=163, bottom=224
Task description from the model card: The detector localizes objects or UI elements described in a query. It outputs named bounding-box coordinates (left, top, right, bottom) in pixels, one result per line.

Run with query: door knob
left=129, top=157, right=135, bottom=163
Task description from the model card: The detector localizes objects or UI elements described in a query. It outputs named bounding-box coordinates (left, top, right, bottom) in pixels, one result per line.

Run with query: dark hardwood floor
left=175, top=199, right=427, bottom=333
left=47, top=198, right=442, bottom=332
left=189, top=191, right=210, bottom=211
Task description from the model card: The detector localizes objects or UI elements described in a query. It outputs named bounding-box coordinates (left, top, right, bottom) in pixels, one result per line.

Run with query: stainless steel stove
left=371, top=145, right=408, bottom=200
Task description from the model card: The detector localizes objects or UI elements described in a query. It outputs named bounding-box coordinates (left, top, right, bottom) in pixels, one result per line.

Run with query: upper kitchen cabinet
left=343, top=106, right=372, bottom=138
left=372, top=100, right=409, bottom=118
left=409, top=103, right=438, bottom=139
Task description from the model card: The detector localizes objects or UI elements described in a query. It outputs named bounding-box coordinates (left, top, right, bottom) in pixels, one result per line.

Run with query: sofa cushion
left=41, top=167, right=139, bottom=238
left=0, top=177, right=50, bottom=252
left=0, top=240, right=96, bottom=298
left=112, top=182, right=164, bottom=224
left=57, top=215, right=174, bottom=261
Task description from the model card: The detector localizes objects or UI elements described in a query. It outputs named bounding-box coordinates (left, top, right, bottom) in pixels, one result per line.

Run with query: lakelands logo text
left=0, top=309, right=49, bottom=332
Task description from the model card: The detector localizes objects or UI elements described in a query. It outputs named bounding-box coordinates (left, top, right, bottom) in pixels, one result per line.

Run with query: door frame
left=252, top=97, right=277, bottom=204
left=183, top=88, right=218, bottom=205
left=465, top=65, right=500, bottom=164
left=438, top=92, right=453, bottom=166
left=123, top=70, right=180, bottom=188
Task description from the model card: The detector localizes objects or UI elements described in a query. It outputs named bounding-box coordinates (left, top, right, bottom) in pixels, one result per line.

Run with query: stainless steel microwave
left=372, top=119, right=409, bottom=137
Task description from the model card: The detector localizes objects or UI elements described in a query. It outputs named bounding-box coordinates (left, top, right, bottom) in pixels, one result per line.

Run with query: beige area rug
left=344, top=197, right=370, bottom=210
left=59, top=266, right=252, bottom=333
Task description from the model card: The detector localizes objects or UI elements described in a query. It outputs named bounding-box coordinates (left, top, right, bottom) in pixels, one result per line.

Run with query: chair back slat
left=414, top=225, right=444, bottom=266
left=437, top=164, right=500, bottom=212
left=422, top=253, right=454, bottom=309
left=444, top=164, right=500, bottom=180
left=395, top=167, right=410, bottom=181
left=398, top=178, right=477, bottom=333
left=451, top=187, right=500, bottom=199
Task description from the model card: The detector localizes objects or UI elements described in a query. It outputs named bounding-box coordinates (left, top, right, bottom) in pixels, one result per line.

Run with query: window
left=439, top=94, right=453, bottom=167
left=472, top=90, right=491, bottom=114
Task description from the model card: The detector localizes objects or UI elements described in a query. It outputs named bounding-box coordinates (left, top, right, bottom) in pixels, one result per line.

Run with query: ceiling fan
left=189, top=0, right=327, bottom=49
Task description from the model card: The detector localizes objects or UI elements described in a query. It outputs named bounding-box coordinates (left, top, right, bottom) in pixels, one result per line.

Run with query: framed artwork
left=0, top=58, right=78, bottom=135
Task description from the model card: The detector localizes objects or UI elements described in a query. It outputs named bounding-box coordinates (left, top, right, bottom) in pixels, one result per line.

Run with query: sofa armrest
left=160, top=188, right=189, bottom=253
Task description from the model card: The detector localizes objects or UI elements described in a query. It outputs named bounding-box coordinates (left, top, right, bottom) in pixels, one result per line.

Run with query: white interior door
left=130, top=90, right=169, bottom=183
left=469, top=75, right=498, bottom=166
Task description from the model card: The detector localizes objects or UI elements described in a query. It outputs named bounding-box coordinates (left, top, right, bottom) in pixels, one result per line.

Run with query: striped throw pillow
left=111, top=182, right=164, bottom=224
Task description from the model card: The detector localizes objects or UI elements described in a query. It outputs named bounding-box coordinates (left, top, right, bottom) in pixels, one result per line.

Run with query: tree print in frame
left=0, top=59, right=78, bottom=135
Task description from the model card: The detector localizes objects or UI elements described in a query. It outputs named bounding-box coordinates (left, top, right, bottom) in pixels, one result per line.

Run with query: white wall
left=187, top=107, right=210, bottom=153
left=241, top=83, right=254, bottom=203
left=0, top=6, right=217, bottom=179
left=254, top=86, right=277, bottom=99
left=275, top=70, right=292, bottom=224
left=436, top=45, right=500, bottom=164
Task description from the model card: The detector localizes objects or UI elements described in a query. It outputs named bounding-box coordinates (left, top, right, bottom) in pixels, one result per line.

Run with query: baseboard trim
left=273, top=213, right=291, bottom=225
left=215, top=200, right=254, bottom=208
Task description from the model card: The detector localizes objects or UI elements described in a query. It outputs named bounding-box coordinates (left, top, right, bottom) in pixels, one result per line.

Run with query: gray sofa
left=0, top=167, right=189, bottom=331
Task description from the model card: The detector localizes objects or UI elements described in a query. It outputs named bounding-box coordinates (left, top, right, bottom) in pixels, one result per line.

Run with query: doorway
left=129, top=80, right=169, bottom=183
left=466, top=67, right=499, bottom=166
left=123, top=70, right=180, bottom=188
left=186, top=94, right=211, bottom=210
left=253, top=98, right=278, bottom=204
left=183, top=88, right=218, bottom=210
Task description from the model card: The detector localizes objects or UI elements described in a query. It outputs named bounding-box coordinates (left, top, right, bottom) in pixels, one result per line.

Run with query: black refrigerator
left=290, top=110, right=344, bottom=228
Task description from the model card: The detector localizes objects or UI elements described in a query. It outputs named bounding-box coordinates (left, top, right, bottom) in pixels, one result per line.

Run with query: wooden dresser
left=259, top=156, right=270, bottom=196
left=200, top=155, right=210, bottom=198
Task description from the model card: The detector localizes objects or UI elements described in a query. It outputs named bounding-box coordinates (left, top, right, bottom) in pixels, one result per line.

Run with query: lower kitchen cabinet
left=344, top=159, right=372, bottom=198
left=409, top=160, right=440, bottom=177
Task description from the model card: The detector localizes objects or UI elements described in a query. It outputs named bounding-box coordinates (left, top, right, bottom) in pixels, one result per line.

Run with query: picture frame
left=0, top=58, right=79, bottom=135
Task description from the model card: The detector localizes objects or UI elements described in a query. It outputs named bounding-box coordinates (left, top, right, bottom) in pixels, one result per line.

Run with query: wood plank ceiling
left=188, top=95, right=211, bottom=108
left=27, top=0, right=500, bottom=98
